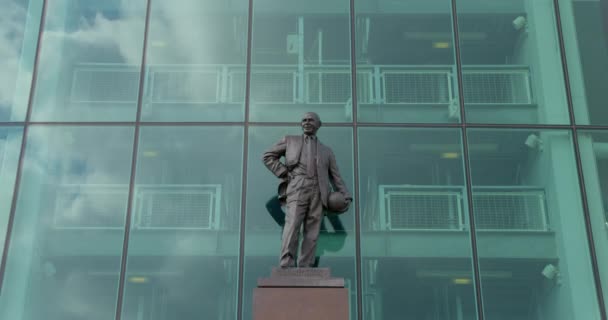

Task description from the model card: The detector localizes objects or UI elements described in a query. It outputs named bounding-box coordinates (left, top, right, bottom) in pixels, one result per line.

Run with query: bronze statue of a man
left=262, top=112, right=352, bottom=268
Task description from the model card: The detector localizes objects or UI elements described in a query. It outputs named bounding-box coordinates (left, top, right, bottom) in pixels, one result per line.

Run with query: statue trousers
left=280, top=176, right=323, bottom=268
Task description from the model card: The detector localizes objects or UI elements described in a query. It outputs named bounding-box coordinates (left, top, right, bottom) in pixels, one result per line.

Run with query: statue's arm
left=328, top=151, right=352, bottom=200
left=262, top=136, right=289, bottom=178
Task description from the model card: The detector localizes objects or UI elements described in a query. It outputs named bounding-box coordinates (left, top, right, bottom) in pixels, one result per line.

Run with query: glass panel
left=0, top=126, right=134, bottom=320
left=355, top=0, right=460, bottom=123
left=120, top=126, right=243, bottom=320
left=0, top=0, right=43, bottom=121
left=0, top=127, right=23, bottom=256
left=456, top=0, right=570, bottom=124
left=577, top=130, right=608, bottom=315
left=30, top=0, right=147, bottom=122
left=467, top=129, right=601, bottom=319
left=141, top=0, right=248, bottom=122
left=558, top=0, right=608, bottom=125
left=249, top=0, right=353, bottom=122
left=243, top=125, right=356, bottom=319
left=359, top=127, right=477, bottom=319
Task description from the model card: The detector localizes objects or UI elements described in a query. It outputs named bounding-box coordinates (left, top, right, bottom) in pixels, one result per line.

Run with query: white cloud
left=13, top=126, right=133, bottom=231
left=0, top=1, right=28, bottom=118
left=18, top=0, right=147, bottom=120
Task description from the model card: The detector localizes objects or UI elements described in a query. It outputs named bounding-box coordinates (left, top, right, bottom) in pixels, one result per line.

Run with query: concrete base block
left=253, top=287, right=349, bottom=320
left=253, top=268, right=349, bottom=320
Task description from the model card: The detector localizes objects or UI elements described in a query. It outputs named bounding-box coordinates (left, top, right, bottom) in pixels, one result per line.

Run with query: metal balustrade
left=381, top=69, right=453, bottom=104
left=51, top=183, right=547, bottom=232
left=306, top=70, right=352, bottom=104
left=249, top=70, right=297, bottom=103
left=134, top=184, right=221, bottom=230
left=149, top=66, right=222, bottom=104
left=228, top=69, right=246, bottom=103
left=228, top=67, right=297, bottom=103
left=379, top=185, right=548, bottom=231
left=305, top=69, right=373, bottom=104
left=472, top=188, right=547, bottom=231
left=71, top=64, right=140, bottom=104
left=379, top=186, right=465, bottom=231
left=462, top=67, right=532, bottom=104
left=52, top=184, right=222, bottom=230
left=69, top=63, right=533, bottom=107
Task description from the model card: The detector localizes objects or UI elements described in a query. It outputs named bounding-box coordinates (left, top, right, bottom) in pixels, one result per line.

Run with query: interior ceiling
left=360, top=129, right=531, bottom=157
left=366, top=13, right=523, bottom=65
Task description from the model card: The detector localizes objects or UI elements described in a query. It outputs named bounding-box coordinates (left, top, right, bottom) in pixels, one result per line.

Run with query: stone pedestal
left=253, top=268, right=349, bottom=320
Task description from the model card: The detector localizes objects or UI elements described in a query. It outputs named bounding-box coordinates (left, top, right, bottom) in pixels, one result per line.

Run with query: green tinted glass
left=467, top=129, right=601, bottom=319
left=456, top=0, right=570, bottom=124
left=0, top=0, right=43, bottom=122
left=0, top=127, right=23, bottom=258
left=0, top=126, right=134, bottom=320
left=30, top=1, right=147, bottom=121
left=249, top=0, right=353, bottom=122
left=358, top=127, right=478, bottom=319
left=355, top=0, right=459, bottom=123
left=558, top=0, right=608, bottom=125
left=577, top=130, right=608, bottom=315
left=120, top=126, right=243, bottom=319
left=141, top=0, right=248, bottom=122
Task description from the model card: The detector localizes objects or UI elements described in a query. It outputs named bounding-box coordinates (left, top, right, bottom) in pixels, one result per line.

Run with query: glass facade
left=31, top=0, right=148, bottom=122
left=0, top=0, right=42, bottom=121
left=1, top=0, right=607, bottom=319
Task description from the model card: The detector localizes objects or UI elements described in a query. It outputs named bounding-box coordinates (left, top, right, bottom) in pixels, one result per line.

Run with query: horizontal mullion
left=2, top=122, right=605, bottom=130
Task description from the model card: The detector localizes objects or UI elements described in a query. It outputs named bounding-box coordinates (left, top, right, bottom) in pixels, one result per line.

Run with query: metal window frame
left=1, top=0, right=607, bottom=318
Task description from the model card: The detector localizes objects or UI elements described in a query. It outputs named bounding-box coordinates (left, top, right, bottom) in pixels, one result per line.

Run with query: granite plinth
left=271, top=267, right=330, bottom=278
left=253, top=287, right=348, bottom=320
left=258, top=277, right=345, bottom=287
left=258, top=267, right=344, bottom=287
left=253, top=268, right=349, bottom=320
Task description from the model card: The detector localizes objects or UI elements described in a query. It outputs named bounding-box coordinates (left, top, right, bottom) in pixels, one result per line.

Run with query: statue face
left=301, top=112, right=321, bottom=136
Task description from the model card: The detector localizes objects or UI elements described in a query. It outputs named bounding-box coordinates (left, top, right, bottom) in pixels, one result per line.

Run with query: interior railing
left=69, top=63, right=533, bottom=106
left=378, top=185, right=548, bottom=232
left=52, top=184, right=222, bottom=230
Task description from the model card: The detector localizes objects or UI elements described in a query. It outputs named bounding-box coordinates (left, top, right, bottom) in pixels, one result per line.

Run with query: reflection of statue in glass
left=262, top=112, right=352, bottom=268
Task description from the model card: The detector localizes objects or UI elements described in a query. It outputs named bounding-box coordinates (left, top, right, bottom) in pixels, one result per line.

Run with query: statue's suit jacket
left=262, top=135, right=351, bottom=207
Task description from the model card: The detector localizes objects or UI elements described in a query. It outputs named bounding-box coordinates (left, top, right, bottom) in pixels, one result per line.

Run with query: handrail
left=69, top=63, right=534, bottom=106
left=51, top=184, right=222, bottom=230
left=378, top=185, right=549, bottom=232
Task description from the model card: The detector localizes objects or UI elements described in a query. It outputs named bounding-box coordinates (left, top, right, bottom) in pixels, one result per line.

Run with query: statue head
left=301, top=112, right=322, bottom=136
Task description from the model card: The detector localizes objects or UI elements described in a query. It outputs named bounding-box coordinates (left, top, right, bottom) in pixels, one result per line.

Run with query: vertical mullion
left=571, top=129, right=608, bottom=320
left=449, top=1, right=467, bottom=124
left=460, top=126, right=485, bottom=320
left=348, top=0, right=363, bottom=320
left=114, top=0, right=153, bottom=319
left=553, top=0, right=608, bottom=317
left=449, top=0, right=486, bottom=319
left=552, top=0, right=581, bottom=127
left=236, top=0, right=254, bottom=317
left=0, top=0, right=48, bottom=292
